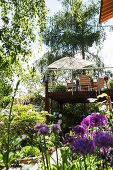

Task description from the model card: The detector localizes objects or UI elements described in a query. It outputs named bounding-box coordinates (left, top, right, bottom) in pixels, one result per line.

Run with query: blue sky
left=34, top=0, right=113, bottom=68
left=46, top=0, right=62, bottom=15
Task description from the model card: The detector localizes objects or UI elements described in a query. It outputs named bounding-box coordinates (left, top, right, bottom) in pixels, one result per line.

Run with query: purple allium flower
left=34, top=123, right=50, bottom=135
left=51, top=124, right=61, bottom=133
left=72, top=137, right=95, bottom=155
left=81, top=116, right=90, bottom=128
left=38, top=124, right=50, bottom=135
left=100, top=147, right=109, bottom=159
left=73, top=125, right=86, bottom=137
left=93, top=131, right=113, bottom=148
left=63, top=133, right=74, bottom=145
left=97, top=114, right=108, bottom=126
left=90, top=113, right=108, bottom=127
left=100, top=147, right=109, bottom=154
left=34, top=122, right=42, bottom=131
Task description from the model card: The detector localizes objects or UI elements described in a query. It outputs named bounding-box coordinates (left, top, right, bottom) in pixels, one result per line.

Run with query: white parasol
left=48, top=56, right=95, bottom=70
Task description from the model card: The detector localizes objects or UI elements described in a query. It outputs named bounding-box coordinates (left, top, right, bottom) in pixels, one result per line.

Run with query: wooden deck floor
left=47, top=89, right=113, bottom=103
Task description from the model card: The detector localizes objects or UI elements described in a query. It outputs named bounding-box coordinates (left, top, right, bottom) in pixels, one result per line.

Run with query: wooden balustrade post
left=45, top=80, right=49, bottom=112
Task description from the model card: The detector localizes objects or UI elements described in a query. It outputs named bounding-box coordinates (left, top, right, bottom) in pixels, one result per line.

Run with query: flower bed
left=1, top=93, right=113, bottom=170
left=33, top=109, right=113, bottom=169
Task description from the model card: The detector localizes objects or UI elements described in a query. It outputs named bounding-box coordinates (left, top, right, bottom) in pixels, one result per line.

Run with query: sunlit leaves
left=0, top=0, right=47, bottom=76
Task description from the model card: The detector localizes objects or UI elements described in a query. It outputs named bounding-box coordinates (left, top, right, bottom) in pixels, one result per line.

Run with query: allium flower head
left=93, top=131, right=113, bottom=148
left=34, top=123, right=50, bottom=135
left=73, top=125, right=86, bottom=137
left=72, top=137, right=95, bottom=155
left=63, top=133, right=73, bottom=145
left=51, top=124, right=61, bottom=133
left=34, top=122, right=42, bottom=131
left=81, top=116, right=90, bottom=128
left=90, top=113, right=108, bottom=127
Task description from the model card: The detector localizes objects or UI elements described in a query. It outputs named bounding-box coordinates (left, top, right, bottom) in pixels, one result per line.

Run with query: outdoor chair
left=79, top=75, right=92, bottom=91
left=67, top=82, right=77, bottom=91
left=92, top=81, right=98, bottom=91
left=92, top=78, right=105, bottom=91
left=98, top=77, right=105, bottom=90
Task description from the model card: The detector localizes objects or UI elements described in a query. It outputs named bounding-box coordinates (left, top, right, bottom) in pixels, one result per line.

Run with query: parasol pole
left=71, top=69, right=74, bottom=95
left=97, top=68, right=100, bottom=94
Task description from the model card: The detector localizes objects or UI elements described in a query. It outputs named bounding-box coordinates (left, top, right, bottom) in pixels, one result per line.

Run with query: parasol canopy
left=47, top=56, right=95, bottom=70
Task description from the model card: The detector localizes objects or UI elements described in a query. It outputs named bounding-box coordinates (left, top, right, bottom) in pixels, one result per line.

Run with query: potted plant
left=109, top=79, right=113, bottom=89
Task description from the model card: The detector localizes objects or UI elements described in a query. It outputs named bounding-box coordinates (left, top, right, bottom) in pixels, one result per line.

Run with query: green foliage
left=40, top=0, right=105, bottom=69
left=54, top=84, right=67, bottom=92
left=20, top=146, right=40, bottom=158
left=1, top=96, right=11, bottom=108
left=0, top=78, right=12, bottom=108
left=12, top=104, right=35, bottom=114
left=60, top=103, right=99, bottom=134
left=11, top=104, right=46, bottom=143
left=109, top=79, right=113, bottom=88
left=0, top=103, right=48, bottom=168
left=0, top=0, right=47, bottom=78
left=0, top=0, right=47, bottom=116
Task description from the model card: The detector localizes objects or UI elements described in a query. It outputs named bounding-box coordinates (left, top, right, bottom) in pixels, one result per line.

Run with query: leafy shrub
left=20, top=146, right=40, bottom=158
left=11, top=104, right=47, bottom=145
left=54, top=84, right=67, bottom=92
left=0, top=104, right=48, bottom=149
left=109, top=79, right=113, bottom=88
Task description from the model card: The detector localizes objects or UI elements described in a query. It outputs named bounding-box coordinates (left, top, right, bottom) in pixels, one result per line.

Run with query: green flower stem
left=54, top=133, right=59, bottom=168
left=43, top=135, right=49, bottom=170
left=42, top=151, right=46, bottom=170
left=55, top=146, right=59, bottom=167
left=40, top=136, right=46, bottom=170
left=6, top=80, right=20, bottom=170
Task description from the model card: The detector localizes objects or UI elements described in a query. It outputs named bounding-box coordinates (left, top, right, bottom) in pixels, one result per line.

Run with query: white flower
left=99, top=105, right=106, bottom=111
left=59, top=114, right=62, bottom=118
left=58, top=119, right=62, bottom=124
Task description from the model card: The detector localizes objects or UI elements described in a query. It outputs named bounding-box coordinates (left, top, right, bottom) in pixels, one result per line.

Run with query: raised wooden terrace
left=45, top=81, right=113, bottom=112
left=48, top=89, right=113, bottom=102
left=48, top=91, right=97, bottom=103
left=44, top=64, right=113, bottom=112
